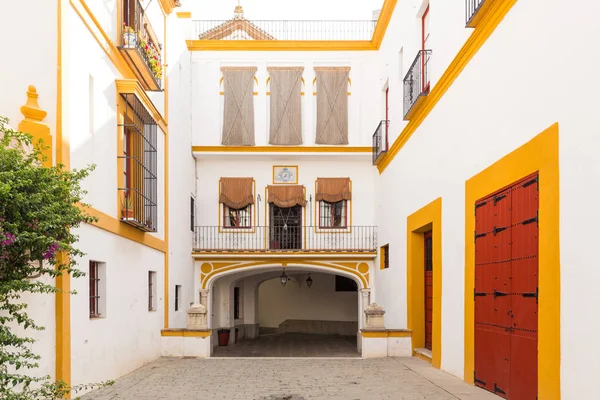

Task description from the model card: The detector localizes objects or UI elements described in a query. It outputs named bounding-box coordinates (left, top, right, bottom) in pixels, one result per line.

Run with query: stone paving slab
left=213, top=333, right=359, bottom=358
left=81, top=357, right=498, bottom=400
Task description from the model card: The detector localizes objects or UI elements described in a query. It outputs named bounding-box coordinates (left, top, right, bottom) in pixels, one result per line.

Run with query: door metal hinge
left=523, top=176, right=539, bottom=190
left=474, top=371, right=486, bottom=386
left=493, top=226, right=507, bottom=236
left=522, top=210, right=539, bottom=226
left=474, top=289, right=486, bottom=299
left=494, top=194, right=506, bottom=205
left=475, top=231, right=486, bottom=242
left=522, top=286, right=539, bottom=304
left=475, top=201, right=487, bottom=216
left=494, top=383, right=506, bottom=395
left=493, top=289, right=507, bottom=298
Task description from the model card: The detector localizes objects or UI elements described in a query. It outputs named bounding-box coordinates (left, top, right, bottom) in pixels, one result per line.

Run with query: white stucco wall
left=375, top=0, right=600, bottom=397
left=258, top=273, right=358, bottom=328
left=71, top=225, right=164, bottom=388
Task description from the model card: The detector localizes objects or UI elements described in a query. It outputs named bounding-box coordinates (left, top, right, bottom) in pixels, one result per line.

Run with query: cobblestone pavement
left=213, top=333, right=359, bottom=357
left=81, top=357, right=498, bottom=400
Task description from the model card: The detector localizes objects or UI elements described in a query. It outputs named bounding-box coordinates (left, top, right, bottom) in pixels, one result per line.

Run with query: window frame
left=318, top=200, right=348, bottom=229
left=89, top=261, right=101, bottom=318
left=381, top=244, right=390, bottom=270
left=148, top=271, right=157, bottom=311
left=175, top=284, right=181, bottom=311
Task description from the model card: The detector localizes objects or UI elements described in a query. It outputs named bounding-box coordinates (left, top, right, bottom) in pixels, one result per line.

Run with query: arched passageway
left=202, top=263, right=371, bottom=357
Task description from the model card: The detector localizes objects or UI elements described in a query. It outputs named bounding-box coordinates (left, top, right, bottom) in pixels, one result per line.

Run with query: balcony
left=403, top=50, right=432, bottom=120
left=118, top=0, right=163, bottom=91
left=194, top=19, right=377, bottom=41
left=372, top=120, right=389, bottom=165
left=192, top=226, right=377, bottom=253
left=466, top=0, right=496, bottom=28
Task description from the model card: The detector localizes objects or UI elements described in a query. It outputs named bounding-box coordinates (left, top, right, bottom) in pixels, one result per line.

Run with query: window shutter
left=221, top=67, right=257, bottom=146
left=315, top=67, right=350, bottom=145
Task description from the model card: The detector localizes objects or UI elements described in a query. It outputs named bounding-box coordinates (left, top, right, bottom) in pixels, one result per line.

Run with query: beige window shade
left=267, top=185, right=307, bottom=208
left=268, top=67, right=303, bottom=145
left=315, top=67, right=350, bottom=145
left=219, top=177, right=254, bottom=209
left=315, top=178, right=351, bottom=203
left=221, top=67, right=257, bottom=146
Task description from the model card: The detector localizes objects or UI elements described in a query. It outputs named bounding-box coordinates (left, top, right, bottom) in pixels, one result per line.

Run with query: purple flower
left=1, top=232, right=16, bottom=246
left=43, top=242, right=60, bottom=260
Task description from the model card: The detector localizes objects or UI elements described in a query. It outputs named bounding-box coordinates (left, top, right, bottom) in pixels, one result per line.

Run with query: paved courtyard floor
left=81, top=357, right=498, bottom=400
left=213, top=333, right=359, bottom=357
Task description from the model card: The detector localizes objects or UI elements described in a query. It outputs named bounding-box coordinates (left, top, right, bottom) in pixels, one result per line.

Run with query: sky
left=187, top=0, right=385, bottom=21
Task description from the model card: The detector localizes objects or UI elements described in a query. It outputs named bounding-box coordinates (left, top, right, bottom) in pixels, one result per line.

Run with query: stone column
left=359, top=289, right=371, bottom=328
left=199, top=289, right=209, bottom=308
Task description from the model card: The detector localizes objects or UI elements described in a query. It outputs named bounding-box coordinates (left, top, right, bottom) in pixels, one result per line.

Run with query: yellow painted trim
left=272, top=165, right=298, bottom=184
left=464, top=124, right=560, bottom=398
left=414, top=351, right=433, bottom=363
left=115, top=79, right=167, bottom=134
left=377, top=0, right=518, bottom=173
left=200, top=259, right=370, bottom=290
left=158, top=0, right=177, bottom=14
left=187, top=40, right=376, bottom=52
left=192, top=253, right=376, bottom=260
left=407, top=197, right=442, bottom=369
left=466, top=0, right=497, bottom=27
left=18, top=86, right=53, bottom=167
left=361, top=330, right=411, bottom=338
left=361, top=331, right=387, bottom=338
left=84, top=206, right=167, bottom=252
left=161, top=329, right=211, bottom=337
left=372, top=0, right=398, bottom=48
left=176, top=11, right=192, bottom=18
left=192, top=146, right=371, bottom=153
left=388, top=330, right=412, bottom=338
left=55, top=0, right=71, bottom=393
left=162, top=8, right=170, bottom=328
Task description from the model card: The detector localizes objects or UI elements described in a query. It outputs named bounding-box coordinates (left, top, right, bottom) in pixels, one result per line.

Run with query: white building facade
left=1, top=0, right=599, bottom=399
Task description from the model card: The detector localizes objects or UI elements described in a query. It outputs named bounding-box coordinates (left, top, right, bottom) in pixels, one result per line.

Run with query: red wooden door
left=424, top=230, right=433, bottom=351
left=474, top=173, right=539, bottom=400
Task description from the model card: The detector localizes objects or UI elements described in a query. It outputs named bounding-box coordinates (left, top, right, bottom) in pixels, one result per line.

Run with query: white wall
left=190, top=52, right=386, bottom=147
left=376, top=0, right=600, bottom=396
left=258, top=273, right=358, bottom=328
left=71, top=225, right=164, bottom=389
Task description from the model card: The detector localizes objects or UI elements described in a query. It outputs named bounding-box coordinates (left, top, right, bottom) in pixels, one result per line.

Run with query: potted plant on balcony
left=122, top=23, right=136, bottom=48
left=121, top=193, right=134, bottom=219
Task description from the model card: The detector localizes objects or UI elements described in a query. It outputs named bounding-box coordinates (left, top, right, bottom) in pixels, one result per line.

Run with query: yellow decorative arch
left=200, top=259, right=370, bottom=290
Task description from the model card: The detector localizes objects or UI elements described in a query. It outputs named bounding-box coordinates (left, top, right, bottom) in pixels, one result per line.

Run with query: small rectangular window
left=175, top=285, right=181, bottom=311
left=190, top=197, right=195, bottom=232
left=148, top=271, right=157, bottom=311
left=234, top=287, right=240, bottom=320
left=381, top=244, right=390, bottom=269
left=89, top=261, right=106, bottom=318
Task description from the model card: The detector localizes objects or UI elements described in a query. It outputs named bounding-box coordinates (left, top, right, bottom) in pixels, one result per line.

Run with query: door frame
left=406, top=197, right=442, bottom=368
left=464, top=123, right=560, bottom=397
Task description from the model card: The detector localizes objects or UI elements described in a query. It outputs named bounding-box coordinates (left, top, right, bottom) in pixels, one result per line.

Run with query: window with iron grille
left=234, top=287, right=240, bottom=320
left=224, top=205, right=252, bottom=228
left=175, top=285, right=181, bottom=311
left=148, top=271, right=157, bottom=311
left=381, top=244, right=390, bottom=269
left=319, top=200, right=347, bottom=228
left=118, top=93, right=158, bottom=233
left=190, top=197, right=195, bottom=232
left=89, top=261, right=101, bottom=318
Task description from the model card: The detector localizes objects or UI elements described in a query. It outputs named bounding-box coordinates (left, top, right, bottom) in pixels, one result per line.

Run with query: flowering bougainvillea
left=0, top=117, right=112, bottom=398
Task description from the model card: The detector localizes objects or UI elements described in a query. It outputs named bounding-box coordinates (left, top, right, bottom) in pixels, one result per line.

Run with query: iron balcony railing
left=403, top=50, right=432, bottom=119
left=194, top=20, right=378, bottom=41
left=466, top=0, right=487, bottom=26
left=372, top=120, right=389, bottom=165
left=119, top=0, right=162, bottom=90
left=193, top=226, right=377, bottom=252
